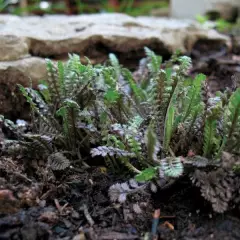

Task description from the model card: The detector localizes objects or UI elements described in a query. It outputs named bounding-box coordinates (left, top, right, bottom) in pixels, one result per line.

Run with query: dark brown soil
left=1, top=156, right=240, bottom=240
left=0, top=37, right=240, bottom=240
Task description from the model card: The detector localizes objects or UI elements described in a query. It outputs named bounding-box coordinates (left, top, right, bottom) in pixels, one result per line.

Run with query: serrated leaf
left=104, top=90, right=120, bottom=103
left=129, top=179, right=139, bottom=188
left=118, top=193, right=127, bottom=203
left=48, top=152, right=70, bottom=170
left=163, top=105, right=175, bottom=152
left=132, top=204, right=142, bottom=214
left=144, top=126, right=160, bottom=162
left=135, top=167, right=157, bottom=182
left=109, top=53, right=120, bottom=79
left=121, top=182, right=130, bottom=191
left=161, top=157, right=183, bottom=178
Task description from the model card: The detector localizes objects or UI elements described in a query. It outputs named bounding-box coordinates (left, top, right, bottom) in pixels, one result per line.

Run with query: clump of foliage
left=196, top=14, right=233, bottom=32
left=1, top=48, right=240, bottom=213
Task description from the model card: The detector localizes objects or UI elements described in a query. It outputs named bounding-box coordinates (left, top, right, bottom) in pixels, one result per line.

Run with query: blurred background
left=0, top=0, right=169, bottom=16
left=1, top=0, right=239, bottom=26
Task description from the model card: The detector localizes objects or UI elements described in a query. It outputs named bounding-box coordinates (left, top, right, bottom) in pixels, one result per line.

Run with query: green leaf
left=203, top=119, right=217, bottom=157
left=135, top=167, right=157, bottom=182
left=196, top=14, right=209, bottom=24
left=161, top=157, right=183, bottom=177
left=144, top=47, right=162, bottom=76
left=109, top=53, right=121, bottom=79
left=104, top=90, right=120, bottom=103
left=224, top=87, right=240, bottom=152
left=144, top=126, right=160, bottom=162
left=194, top=73, right=206, bottom=85
left=38, top=80, right=50, bottom=102
left=227, top=88, right=240, bottom=139
left=163, top=105, right=175, bottom=152
left=63, top=99, right=80, bottom=109
left=181, top=73, right=206, bottom=122
left=57, top=61, right=66, bottom=97
left=56, top=106, right=67, bottom=117
left=122, top=68, right=146, bottom=101
left=165, top=68, right=172, bottom=82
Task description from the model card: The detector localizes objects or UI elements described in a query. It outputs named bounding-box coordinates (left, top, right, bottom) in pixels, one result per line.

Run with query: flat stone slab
left=0, top=57, right=47, bottom=89
left=0, top=57, right=47, bottom=119
left=0, top=35, right=29, bottom=61
left=0, top=13, right=230, bottom=59
left=0, top=13, right=230, bottom=118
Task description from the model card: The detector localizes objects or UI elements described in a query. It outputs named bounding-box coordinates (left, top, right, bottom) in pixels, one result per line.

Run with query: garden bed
left=0, top=21, right=240, bottom=240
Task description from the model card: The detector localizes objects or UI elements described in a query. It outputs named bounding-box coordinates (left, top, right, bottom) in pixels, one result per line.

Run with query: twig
left=162, top=221, right=174, bottom=230
left=54, top=199, right=61, bottom=212
left=151, top=209, right=160, bottom=240
left=159, top=215, right=175, bottom=219
left=40, top=189, right=54, bottom=200
left=169, top=147, right=176, bottom=157
left=81, top=204, right=95, bottom=226
left=61, top=203, right=69, bottom=213
left=54, top=199, right=69, bottom=215
left=10, top=171, right=32, bottom=183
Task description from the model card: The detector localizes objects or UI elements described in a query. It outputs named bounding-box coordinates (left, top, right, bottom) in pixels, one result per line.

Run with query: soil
left=0, top=35, right=240, bottom=240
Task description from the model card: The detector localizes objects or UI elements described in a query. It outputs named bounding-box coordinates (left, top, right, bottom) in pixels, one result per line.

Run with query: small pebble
left=71, top=210, right=80, bottom=219
left=63, top=219, right=72, bottom=228
left=72, top=233, right=86, bottom=240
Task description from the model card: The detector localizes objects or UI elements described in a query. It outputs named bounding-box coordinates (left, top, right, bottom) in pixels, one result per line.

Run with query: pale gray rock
left=0, top=13, right=230, bottom=58
left=0, top=57, right=47, bottom=89
left=0, top=57, right=47, bottom=118
left=0, top=35, right=29, bottom=61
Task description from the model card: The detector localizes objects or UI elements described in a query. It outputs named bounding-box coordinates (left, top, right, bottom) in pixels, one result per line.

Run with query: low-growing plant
left=196, top=14, right=233, bottom=33
left=1, top=48, right=240, bottom=213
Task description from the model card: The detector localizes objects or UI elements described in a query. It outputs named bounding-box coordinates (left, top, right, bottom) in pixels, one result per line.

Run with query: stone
left=71, top=210, right=80, bottom=219
left=0, top=57, right=47, bottom=119
left=0, top=35, right=29, bottom=61
left=0, top=13, right=230, bottom=59
left=0, top=57, right=47, bottom=90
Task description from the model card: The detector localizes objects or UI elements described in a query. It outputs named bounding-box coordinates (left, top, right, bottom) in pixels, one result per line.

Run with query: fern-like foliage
left=180, top=74, right=206, bottom=122
left=224, top=88, right=240, bottom=154
left=48, top=152, right=70, bottom=170
left=109, top=53, right=121, bottom=80
left=144, top=47, right=162, bottom=77
left=90, top=146, right=135, bottom=158
left=203, top=97, right=223, bottom=158
left=161, top=157, right=184, bottom=178
left=144, top=126, right=160, bottom=162
left=1, top=47, right=239, bottom=213
left=191, top=168, right=234, bottom=213
left=109, top=179, right=147, bottom=203
left=56, top=99, right=80, bottom=151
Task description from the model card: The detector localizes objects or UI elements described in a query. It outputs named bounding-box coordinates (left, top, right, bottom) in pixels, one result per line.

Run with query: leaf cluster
left=1, top=48, right=240, bottom=213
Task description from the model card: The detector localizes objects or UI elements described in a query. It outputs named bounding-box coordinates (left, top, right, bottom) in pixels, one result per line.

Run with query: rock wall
left=0, top=13, right=230, bottom=118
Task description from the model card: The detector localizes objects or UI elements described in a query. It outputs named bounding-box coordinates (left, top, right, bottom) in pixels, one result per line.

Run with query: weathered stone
left=0, top=57, right=47, bottom=119
left=0, top=13, right=230, bottom=59
left=0, top=35, right=29, bottom=61
left=0, top=57, right=47, bottom=89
